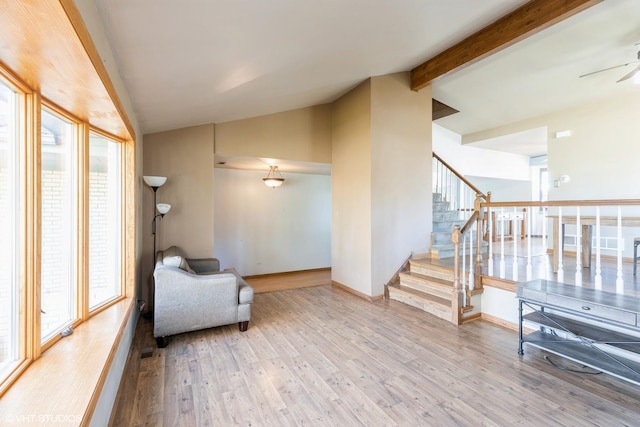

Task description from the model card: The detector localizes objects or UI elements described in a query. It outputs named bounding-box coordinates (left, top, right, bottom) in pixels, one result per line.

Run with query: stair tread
left=430, top=241, right=489, bottom=247
left=410, top=258, right=454, bottom=272
left=388, top=283, right=452, bottom=308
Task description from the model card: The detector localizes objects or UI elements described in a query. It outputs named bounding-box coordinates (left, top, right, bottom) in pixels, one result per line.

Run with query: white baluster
left=512, top=208, right=518, bottom=281
left=616, top=206, right=624, bottom=293
left=526, top=206, right=532, bottom=281
left=431, top=157, right=440, bottom=194
left=542, top=204, right=549, bottom=280
left=462, top=233, right=467, bottom=306
left=488, top=207, right=494, bottom=276
left=557, top=207, right=564, bottom=283
left=500, top=207, right=506, bottom=279
left=575, top=207, right=582, bottom=286
left=595, top=206, right=602, bottom=289
left=462, top=231, right=466, bottom=295
left=469, top=222, right=474, bottom=291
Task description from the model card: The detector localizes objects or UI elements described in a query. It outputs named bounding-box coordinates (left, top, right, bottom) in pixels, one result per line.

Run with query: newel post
left=451, top=225, right=463, bottom=325
left=474, top=193, right=484, bottom=291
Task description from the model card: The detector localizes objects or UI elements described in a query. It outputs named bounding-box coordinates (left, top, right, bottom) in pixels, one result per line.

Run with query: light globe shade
left=143, top=175, right=167, bottom=187
left=156, top=203, right=171, bottom=214
left=262, top=165, right=285, bottom=187
left=263, top=177, right=284, bottom=187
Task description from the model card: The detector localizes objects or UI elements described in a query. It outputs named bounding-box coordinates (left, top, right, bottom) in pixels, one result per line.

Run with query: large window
left=0, top=1, right=135, bottom=399
left=0, top=81, right=18, bottom=375
left=40, top=109, right=76, bottom=341
left=89, top=132, right=121, bottom=308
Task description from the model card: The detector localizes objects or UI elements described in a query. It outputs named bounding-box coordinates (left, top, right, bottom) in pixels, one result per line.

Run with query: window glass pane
left=0, top=81, right=19, bottom=373
left=41, top=109, right=75, bottom=340
left=89, top=133, right=121, bottom=308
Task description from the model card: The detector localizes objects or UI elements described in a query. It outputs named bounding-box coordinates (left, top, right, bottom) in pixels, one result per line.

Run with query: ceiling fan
left=579, top=43, right=640, bottom=83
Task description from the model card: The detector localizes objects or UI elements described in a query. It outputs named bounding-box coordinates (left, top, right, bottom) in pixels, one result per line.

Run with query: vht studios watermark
left=2, top=413, right=82, bottom=423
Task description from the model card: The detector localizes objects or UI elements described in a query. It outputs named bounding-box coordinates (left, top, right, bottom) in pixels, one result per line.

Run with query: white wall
left=331, top=80, right=373, bottom=296
left=481, top=287, right=519, bottom=325
left=143, top=125, right=215, bottom=305
left=547, top=92, right=640, bottom=201
left=370, top=73, right=432, bottom=296
left=331, top=74, right=431, bottom=298
left=433, top=123, right=530, bottom=181
left=214, top=168, right=331, bottom=275
left=466, top=176, right=531, bottom=202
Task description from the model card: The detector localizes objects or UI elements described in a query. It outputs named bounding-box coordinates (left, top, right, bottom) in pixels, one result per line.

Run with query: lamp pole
left=151, top=185, right=159, bottom=265
left=143, top=176, right=170, bottom=319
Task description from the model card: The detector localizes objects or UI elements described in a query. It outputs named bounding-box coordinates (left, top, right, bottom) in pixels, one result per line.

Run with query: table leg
left=582, top=224, right=592, bottom=268
left=518, top=299, right=524, bottom=355
left=552, top=218, right=558, bottom=273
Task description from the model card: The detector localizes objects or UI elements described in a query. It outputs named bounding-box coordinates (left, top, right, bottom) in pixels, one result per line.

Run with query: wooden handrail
left=433, top=152, right=486, bottom=199
left=482, top=199, right=640, bottom=208
left=460, top=211, right=479, bottom=235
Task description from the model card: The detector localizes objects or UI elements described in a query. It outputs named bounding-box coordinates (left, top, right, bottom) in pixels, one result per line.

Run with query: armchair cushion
left=161, top=246, right=195, bottom=273
left=187, top=257, right=220, bottom=274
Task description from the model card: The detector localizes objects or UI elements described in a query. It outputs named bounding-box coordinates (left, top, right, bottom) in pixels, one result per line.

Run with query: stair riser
left=433, top=211, right=460, bottom=221
left=430, top=247, right=487, bottom=259
left=433, top=201, right=451, bottom=211
left=409, top=263, right=454, bottom=281
left=399, top=274, right=451, bottom=300
left=432, top=221, right=466, bottom=232
left=432, top=232, right=452, bottom=244
left=388, top=288, right=451, bottom=321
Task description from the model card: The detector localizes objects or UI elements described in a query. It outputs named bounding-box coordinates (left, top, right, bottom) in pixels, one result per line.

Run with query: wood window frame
left=0, top=0, right=138, bottom=402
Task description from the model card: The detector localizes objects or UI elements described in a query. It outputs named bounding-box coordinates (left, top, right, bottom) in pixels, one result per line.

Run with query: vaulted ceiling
left=95, top=0, right=640, bottom=156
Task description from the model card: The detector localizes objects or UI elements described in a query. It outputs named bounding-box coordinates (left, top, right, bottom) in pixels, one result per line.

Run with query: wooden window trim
left=0, top=298, right=135, bottom=423
left=0, top=0, right=138, bottom=405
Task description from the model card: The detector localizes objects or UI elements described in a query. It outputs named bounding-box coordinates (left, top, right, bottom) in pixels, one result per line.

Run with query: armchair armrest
left=223, top=268, right=254, bottom=304
left=186, top=257, right=220, bottom=274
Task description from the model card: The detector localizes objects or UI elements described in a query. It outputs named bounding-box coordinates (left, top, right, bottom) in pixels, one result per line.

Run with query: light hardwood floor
left=112, top=283, right=640, bottom=426
left=244, top=268, right=331, bottom=293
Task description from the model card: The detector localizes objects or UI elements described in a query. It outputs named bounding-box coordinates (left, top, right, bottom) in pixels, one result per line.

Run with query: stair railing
left=433, top=152, right=487, bottom=224
left=433, top=153, right=490, bottom=324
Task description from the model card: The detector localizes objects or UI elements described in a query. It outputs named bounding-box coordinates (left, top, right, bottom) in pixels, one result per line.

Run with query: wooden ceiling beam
left=410, top=0, right=603, bottom=91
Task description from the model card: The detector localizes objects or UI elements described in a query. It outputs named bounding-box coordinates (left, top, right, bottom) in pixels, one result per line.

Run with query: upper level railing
left=451, top=198, right=640, bottom=324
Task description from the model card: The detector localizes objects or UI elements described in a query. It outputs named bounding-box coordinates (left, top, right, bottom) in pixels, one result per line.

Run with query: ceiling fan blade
left=579, top=63, right=632, bottom=78
left=617, top=64, right=640, bottom=83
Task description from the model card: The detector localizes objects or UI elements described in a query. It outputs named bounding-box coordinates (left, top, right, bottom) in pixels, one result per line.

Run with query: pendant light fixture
left=263, top=165, right=285, bottom=188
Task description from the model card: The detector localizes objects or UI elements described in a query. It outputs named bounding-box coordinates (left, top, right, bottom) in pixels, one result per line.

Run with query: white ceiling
left=434, top=0, right=640, bottom=140
left=94, top=0, right=528, bottom=134
left=95, top=0, right=640, bottom=169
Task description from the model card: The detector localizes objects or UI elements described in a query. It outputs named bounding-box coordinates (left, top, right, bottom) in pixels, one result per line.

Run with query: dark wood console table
left=517, top=279, right=640, bottom=386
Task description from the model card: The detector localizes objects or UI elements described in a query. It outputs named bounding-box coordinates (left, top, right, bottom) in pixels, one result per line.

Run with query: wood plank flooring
left=244, top=269, right=331, bottom=294
left=111, top=283, right=640, bottom=426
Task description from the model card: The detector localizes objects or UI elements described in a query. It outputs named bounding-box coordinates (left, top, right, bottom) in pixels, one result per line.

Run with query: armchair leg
left=156, top=336, right=169, bottom=348
left=239, top=321, right=249, bottom=332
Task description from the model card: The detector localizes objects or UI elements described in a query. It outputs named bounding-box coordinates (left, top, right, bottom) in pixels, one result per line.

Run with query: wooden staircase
left=430, top=193, right=487, bottom=258
left=387, top=258, right=481, bottom=323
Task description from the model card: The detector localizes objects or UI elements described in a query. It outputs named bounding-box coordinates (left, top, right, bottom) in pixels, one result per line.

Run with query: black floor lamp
left=143, top=175, right=171, bottom=318
left=143, top=175, right=171, bottom=262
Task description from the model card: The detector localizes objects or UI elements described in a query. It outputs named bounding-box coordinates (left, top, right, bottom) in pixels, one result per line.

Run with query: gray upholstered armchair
left=153, top=246, right=254, bottom=348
